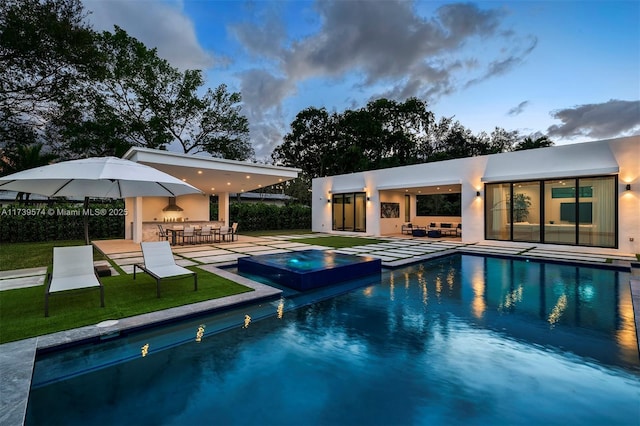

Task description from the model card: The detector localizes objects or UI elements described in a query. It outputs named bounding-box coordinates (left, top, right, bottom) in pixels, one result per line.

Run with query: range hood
left=162, top=197, right=183, bottom=212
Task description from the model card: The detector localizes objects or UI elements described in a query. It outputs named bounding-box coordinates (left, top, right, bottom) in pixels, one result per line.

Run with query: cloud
left=507, top=100, right=530, bottom=116
left=230, top=7, right=287, bottom=60
left=83, top=0, right=217, bottom=70
left=233, top=1, right=524, bottom=101
left=231, top=1, right=536, bottom=157
left=281, top=1, right=504, bottom=86
left=547, top=99, right=640, bottom=139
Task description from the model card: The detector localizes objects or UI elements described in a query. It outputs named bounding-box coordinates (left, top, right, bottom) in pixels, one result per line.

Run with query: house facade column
left=218, top=192, right=230, bottom=226
left=131, top=197, right=143, bottom=243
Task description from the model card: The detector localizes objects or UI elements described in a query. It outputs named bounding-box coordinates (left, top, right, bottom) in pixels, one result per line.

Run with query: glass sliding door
left=487, top=175, right=617, bottom=248
left=579, top=176, right=616, bottom=247
left=485, top=183, right=510, bottom=240
left=355, top=193, right=366, bottom=231
left=332, top=194, right=346, bottom=231
left=544, top=179, right=577, bottom=244
left=332, top=192, right=366, bottom=232
left=512, top=181, right=541, bottom=242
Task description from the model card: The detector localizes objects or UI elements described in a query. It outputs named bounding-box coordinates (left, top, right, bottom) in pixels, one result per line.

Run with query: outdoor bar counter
left=140, top=221, right=225, bottom=242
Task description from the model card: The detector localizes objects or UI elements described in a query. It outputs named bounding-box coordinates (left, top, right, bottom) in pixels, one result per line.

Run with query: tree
left=273, top=107, right=338, bottom=178
left=0, top=0, right=99, bottom=133
left=0, top=142, right=57, bottom=201
left=514, top=135, right=554, bottom=151
left=52, top=27, right=253, bottom=160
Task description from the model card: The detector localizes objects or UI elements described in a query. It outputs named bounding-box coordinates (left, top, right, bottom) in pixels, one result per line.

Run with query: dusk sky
left=82, top=0, right=640, bottom=160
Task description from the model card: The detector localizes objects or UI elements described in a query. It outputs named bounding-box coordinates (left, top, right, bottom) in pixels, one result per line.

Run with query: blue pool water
left=26, top=255, right=639, bottom=425
left=238, top=250, right=381, bottom=290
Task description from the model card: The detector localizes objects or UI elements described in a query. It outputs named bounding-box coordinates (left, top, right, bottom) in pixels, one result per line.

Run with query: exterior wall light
left=476, top=191, right=481, bottom=197
left=327, top=199, right=331, bottom=203
left=366, top=197, right=371, bottom=201
left=626, top=184, right=631, bottom=191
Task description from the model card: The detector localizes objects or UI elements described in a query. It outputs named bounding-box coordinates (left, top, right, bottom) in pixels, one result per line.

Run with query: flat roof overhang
left=123, top=148, right=300, bottom=194
left=376, top=180, right=462, bottom=195
left=481, top=143, right=619, bottom=183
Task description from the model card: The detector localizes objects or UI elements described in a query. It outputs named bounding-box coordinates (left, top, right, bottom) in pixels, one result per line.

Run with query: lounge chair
left=133, top=241, right=197, bottom=297
left=45, top=245, right=105, bottom=317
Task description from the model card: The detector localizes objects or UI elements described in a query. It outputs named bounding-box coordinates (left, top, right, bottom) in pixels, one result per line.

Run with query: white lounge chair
left=45, top=245, right=105, bottom=317
left=133, top=241, right=197, bottom=297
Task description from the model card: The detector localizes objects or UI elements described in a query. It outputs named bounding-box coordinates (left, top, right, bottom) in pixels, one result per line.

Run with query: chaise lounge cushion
left=45, top=245, right=105, bottom=317
left=134, top=241, right=197, bottom=297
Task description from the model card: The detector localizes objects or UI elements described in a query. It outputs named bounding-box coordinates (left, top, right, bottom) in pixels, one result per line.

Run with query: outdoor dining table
left=166, top=225, right=222, bottom=245
left=166, top=227, right=185, bottom=245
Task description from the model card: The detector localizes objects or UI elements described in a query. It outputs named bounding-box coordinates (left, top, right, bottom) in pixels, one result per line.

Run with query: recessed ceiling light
left=258, top=184, right=262, bottom=188
left=211, top=187, right=215, bottom=191
left=246, top=175, right=250, bottom=179
left=182, top=178, right=187, bottom=182
left=227, top=182, right=231, bottom=185
left=197, top=170, right=203, bottom=174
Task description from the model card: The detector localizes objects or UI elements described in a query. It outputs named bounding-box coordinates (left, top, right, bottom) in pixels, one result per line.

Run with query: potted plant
left=509, top=193, right=532, bottom=222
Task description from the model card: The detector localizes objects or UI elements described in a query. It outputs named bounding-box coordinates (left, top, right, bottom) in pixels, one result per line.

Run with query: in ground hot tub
left=237, top=249, right=381, bottom=291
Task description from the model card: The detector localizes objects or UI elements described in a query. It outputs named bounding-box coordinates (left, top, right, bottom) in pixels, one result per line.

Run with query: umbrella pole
left=84, top=197, right=90, bottom=245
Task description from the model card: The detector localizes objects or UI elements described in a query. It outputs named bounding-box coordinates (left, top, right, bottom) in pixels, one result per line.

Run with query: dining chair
left=199, top=225, right=213, bottom=243
left=183, top=226, right=196, bottom=245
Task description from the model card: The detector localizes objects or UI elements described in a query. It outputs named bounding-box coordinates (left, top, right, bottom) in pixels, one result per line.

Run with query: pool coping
left=0, top=266, right=281, bottom=426
left=2, top=252, right=639, bottom=426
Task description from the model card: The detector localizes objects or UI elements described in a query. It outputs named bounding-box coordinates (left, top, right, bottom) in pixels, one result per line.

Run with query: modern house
left=312, top=136, right=639, bottom=254
left=122, top=148, right=300, bottom=242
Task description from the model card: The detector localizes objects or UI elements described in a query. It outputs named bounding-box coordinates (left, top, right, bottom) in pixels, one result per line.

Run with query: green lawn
left=0, top=266, right=252, bottom=344
left=293, top=236, right=386, bottom=248
left=0, top=240, right=108, bottom=271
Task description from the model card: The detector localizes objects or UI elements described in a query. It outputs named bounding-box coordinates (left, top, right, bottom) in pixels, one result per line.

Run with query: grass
left=0, top=240, right=108, bottom=271
left=242, top=229, right=312, bottom=237
left=293, top=236, right=386, bottom=248
left=0, top=266, right=252, bottom=344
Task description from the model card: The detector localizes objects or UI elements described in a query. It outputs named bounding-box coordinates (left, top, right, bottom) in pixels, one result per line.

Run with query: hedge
left=0, top=201, right=125, bottom=243
left=1, top=201, right=311, bottom=242
left=228, top=203, right=311, bottom=232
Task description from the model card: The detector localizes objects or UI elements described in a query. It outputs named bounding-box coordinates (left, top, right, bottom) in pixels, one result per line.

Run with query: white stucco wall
left=312, top=136, right=639, bottom=254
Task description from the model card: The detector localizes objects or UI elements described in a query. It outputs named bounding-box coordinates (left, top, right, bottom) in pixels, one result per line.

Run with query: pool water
left=238, top=249, right=381, bottom=290
left=26, top=255, right=639, bottom=425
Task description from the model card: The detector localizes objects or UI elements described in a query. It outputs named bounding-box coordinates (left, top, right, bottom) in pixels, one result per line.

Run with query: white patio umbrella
left=0, top=156, right=202, bottom=243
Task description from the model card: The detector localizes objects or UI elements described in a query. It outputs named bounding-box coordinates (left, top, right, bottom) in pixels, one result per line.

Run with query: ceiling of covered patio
left=123, top=147, right=300, bottom=195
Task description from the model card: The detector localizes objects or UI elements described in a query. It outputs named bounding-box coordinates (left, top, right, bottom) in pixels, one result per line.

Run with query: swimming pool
left=238, top=249, right=382, bottom=290
left=26, top=254, right=639, bottom=425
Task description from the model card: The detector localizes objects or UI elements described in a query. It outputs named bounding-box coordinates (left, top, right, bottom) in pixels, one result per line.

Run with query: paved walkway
left=1, top=234, right=636, bottom=291
left=1, top=234, right=638, bottom=426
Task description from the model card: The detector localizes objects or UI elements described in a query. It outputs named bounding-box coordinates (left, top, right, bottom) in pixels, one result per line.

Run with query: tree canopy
left=274, top=98, right=554, bottom=180
left=0, top=0, right=253, bottom=164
